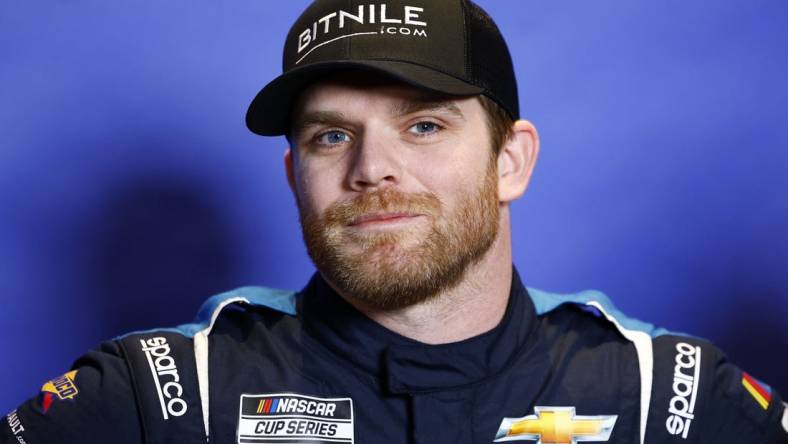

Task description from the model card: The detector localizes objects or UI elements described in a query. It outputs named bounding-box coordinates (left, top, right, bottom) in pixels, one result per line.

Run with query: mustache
left=322, top=188, right=442, bottom=226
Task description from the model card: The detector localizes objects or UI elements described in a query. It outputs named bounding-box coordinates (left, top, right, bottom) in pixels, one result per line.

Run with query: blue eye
left=408, top=121, right=442, bottom=136
left=316, top=130, right=351, bottom=146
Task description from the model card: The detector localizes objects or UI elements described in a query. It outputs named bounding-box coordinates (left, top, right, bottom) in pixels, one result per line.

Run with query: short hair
left=478, top=95, right=515, bottom=159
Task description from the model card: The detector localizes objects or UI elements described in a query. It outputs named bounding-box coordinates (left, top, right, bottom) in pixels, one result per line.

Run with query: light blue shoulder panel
left=527, top=287, right=672, bottom=338
left=116, top=286, right=297, bottom=340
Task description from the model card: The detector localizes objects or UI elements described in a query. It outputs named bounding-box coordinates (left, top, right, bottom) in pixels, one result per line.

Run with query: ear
left=284, top=148, right=296, bottom=193
left=497, top=120, right=540, bottom=203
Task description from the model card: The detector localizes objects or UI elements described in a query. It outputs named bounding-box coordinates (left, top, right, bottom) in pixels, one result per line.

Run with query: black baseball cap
left=246, top=0, right=518, bottom=136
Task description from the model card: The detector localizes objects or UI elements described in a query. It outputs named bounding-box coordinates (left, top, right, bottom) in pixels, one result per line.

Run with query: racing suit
left=3, top=268, right=787, bottom=443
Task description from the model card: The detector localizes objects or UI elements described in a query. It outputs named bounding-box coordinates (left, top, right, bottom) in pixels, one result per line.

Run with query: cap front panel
left=283, top=0, right=466, bottom=79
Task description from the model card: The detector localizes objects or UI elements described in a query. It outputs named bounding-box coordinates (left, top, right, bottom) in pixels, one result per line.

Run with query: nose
left=347, top=132, right=403, bottom=191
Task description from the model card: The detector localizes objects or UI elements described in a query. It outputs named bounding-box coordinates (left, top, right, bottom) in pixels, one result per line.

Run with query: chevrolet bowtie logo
left=494, top=406, right=617, bottom=443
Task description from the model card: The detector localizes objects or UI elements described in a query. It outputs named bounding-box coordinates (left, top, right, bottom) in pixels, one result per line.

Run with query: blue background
left=1, top=1, right=786, bottom=413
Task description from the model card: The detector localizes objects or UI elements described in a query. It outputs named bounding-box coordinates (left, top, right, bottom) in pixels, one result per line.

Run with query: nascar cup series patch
left=237, top=393, right=353, bottom=444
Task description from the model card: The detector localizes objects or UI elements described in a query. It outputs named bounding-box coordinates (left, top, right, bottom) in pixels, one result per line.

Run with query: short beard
left=299, top=160, right=500, bottom=310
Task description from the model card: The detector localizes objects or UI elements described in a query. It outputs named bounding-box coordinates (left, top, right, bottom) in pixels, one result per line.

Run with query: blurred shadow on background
left=712, top=277, right=787, bottom=396
left=89, top=175, right=240, bottom=338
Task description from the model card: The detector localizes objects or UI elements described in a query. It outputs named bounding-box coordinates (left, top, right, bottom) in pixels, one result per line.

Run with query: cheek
left=295, top=165, right=343, bottom=215
left=413, top=151, right=487, bottom=203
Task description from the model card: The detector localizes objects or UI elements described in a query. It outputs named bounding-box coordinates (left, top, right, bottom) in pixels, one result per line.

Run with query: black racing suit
left=3, top=269, right=787, bottom=443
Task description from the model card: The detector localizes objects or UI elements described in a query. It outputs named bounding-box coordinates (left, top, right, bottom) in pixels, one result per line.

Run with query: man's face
left=287, top=76, right=501, bottom=309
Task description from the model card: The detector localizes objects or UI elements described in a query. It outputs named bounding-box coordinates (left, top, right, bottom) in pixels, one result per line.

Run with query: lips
left=348, top=212, right=421, bottom=227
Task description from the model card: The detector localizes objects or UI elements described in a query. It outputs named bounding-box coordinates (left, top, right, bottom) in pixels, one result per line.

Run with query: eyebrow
left=290, top=110, right=348, bottom=139
left=389, top=97, right=465, bottom=120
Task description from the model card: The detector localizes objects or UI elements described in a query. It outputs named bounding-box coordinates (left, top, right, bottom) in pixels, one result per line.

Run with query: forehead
left=291, top=72, right=479, bottom=119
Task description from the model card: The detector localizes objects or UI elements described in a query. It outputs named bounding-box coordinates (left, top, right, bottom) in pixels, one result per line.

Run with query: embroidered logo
left=6, top=410, right=26, bottom=437
left=140, top=337, right=188, bottom=419
left=494, top=406, right=617, bottom=443
left=665, top=342, right=701, bottom=439
left=39, top=370, right=79, bottom=413
left=742, top=372, right=772, bottom=410
left=295, top=4, right=428, bottom=65
left=237, top=393, right=354, bottom=443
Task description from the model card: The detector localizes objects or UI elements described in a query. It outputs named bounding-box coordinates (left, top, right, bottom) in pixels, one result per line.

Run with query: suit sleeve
left=1, top=340, right=142, bottom=444
left=646, top=334, right=787, bottom=444
left=700, top=356, right=787, bottom=444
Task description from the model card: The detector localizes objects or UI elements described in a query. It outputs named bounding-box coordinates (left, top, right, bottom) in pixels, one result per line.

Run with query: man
left=3, top=0, right=786, bottom=443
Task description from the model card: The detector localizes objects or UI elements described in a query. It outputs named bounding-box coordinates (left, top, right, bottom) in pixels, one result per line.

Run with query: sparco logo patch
left=665, top=342, right=701, bottom=439
left=140, top=337, right=187, bottom=419
left=296, top=4, right=427, bottom=64
left=237, top=393, right=354, bottom=444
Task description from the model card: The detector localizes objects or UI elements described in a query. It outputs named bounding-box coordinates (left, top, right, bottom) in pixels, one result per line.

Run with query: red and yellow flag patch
left=742, top=372, right=772, bottom=410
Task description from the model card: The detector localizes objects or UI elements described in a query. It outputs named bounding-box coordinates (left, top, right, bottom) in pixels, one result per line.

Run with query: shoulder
left=647, top=333, right=788, bottom=443
left=526, top=286, right=788, bottom=443
left=115, top=285, right=300, bottom=367
left=116, top=285, right=300, bottom=438
left=527, top=286, right=665, bottom=381
left=1, top=339, right=140, bottom=443
left=2, top=285, right=299, bottom=444
left=528, top=286, right=669, bottom=338
left=121, top=284, right=299, bottom=340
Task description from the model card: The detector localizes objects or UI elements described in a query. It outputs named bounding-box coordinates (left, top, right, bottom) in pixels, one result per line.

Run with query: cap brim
left=246, top=60, right=484, bottom=136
